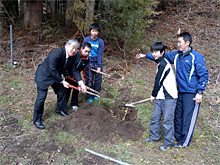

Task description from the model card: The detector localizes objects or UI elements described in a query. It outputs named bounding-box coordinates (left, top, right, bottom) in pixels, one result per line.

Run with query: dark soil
left=47, top=86, right=145, bottom=142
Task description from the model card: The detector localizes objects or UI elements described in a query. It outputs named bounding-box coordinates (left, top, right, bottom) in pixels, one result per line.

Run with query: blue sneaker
left=88, top=98, right=93, bottom=103
left=94, top=96, right=99, bottom=100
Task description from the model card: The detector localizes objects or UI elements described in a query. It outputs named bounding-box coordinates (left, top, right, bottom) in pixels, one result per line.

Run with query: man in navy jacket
left=33, top=39, right=86, bottom=129
left=137, top=32, right=209, bottom=148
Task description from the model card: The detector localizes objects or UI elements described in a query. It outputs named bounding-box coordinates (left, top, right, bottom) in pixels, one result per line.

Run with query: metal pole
left=10, top=25, right=13, bottom=64
left=85, top=148, right=132, bottom=165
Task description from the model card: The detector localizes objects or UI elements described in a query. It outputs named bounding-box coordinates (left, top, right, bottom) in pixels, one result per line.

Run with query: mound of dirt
left=47, top=87, right=145, bottom=142
left=48, top=103, right=145, bottom=142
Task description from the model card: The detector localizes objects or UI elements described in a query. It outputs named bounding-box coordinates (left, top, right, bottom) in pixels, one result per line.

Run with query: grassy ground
left=1, top=0, right=219, bottom=164
left=0, top=55, right=219, bottom=164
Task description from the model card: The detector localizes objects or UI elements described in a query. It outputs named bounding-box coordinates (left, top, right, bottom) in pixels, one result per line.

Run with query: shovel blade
left=124, top=104, right=135, bottom=108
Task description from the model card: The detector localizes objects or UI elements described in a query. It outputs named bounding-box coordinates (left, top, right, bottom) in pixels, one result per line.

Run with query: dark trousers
left=33, top=83, right=68, bottom=123
left=87, top=64, right=102, bottom=99
left=66, top=80, right=79, bottom=106
left=174, top=93, right=200, bottom=147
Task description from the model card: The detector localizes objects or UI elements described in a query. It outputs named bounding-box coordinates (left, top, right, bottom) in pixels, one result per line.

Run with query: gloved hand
left=80, top=84, right=87, bottom=93
left=62, top=80, right=70, bottom=88
left=78, top=80, right=87, bottom=93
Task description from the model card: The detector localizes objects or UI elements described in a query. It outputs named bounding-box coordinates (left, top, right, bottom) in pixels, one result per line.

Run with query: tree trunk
left=30, top=0, right=43, bottom=29
left=51, top=0, right=56, bottom=20
left=23, top=1, right=30, bottom=29
left=65, top=0, right=74, bottom=27
left=85, top=0, right=95, bottom=24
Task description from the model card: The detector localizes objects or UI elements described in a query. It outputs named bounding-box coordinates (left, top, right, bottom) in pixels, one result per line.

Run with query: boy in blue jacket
left=136, top=42, right=178, bottom=151
left=137, top=32, right=209, bottom=148
left=83, top=23, right=104, bottom=102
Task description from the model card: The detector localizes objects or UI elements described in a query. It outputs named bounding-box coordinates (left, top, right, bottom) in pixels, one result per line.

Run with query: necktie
left=64, top=57, right=68, bottom=69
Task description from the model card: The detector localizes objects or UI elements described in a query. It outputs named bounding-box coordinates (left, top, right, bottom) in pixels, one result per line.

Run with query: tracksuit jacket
left=152, top=56, right=177, bottom=99
left=70, top=50, right=90, bottom=86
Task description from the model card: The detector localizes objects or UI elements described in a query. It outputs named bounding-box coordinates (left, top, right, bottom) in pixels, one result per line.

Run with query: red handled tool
left=65, top=76, right=100, bottom=94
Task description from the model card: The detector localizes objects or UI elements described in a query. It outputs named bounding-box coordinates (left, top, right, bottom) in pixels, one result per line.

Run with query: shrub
left=97, top=0, right=158, bottom=63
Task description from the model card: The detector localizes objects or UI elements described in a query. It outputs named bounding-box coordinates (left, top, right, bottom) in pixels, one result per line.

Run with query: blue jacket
left=83, top=36, right=104, bottom=68
left=145, top=47, right=209, bottom=93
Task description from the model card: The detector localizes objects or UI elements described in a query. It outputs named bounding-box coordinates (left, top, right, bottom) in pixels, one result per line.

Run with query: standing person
left=136, top=42, right=177, bottom=151
left=33, top=39, right=86, bottom=129
left=83, top=23, right=104, bottom=103
left=65, top=42, right=92, bottom=111
left=137, top=32, right=209, bottom=148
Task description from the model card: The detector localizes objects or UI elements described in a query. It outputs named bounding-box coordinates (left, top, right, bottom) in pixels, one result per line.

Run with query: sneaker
left=94, top=96, right=99, bottom=100
left=72, top=106, right=78, bottom=111
left=160, top=144, right=170, bottom=151
left=145, top=137, right=153, bottom=143
left=174, top=138, right=178, bottom=144
left=173, top=143, right=188, bottom=149
left=88, top=98, right=93, bottom=103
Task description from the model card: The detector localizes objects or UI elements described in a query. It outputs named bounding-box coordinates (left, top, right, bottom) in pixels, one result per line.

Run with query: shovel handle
left=129, top=98, right=151, bottom=105
left=67, top=84, right=100, bottom=98
left=91, top=68, right=111, bottom=78
left=87, top=87, right=100, bottom=94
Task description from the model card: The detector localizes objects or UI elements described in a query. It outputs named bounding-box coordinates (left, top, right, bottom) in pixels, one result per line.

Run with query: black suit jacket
left=35, top=48, right=80, bottom=89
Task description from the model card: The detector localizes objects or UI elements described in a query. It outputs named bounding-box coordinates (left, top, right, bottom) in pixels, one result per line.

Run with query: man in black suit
left=33, top=39, right=86, bottom=129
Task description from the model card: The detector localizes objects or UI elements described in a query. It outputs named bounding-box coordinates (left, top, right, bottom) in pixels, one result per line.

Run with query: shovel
left=124, top=98, right=151, bottom=107
left=91, top=68, right=111, bottom=78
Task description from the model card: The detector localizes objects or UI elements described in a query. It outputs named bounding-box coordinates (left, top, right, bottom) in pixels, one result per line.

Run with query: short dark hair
left=83, top=42, right=92, bottom=49
left=150, top=42, right=165, bottom=54
left=89, top=23, right=101, bottom=32
left=178, top=32, right=192, bottom=46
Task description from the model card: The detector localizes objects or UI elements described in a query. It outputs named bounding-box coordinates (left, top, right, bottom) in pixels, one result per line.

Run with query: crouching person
left=33, top=39, right=86, bottom=129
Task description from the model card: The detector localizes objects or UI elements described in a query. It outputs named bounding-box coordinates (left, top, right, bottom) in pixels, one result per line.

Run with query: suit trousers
left=66, top=80, right=79, bottom=106
left=33, top=82, right=68, bottom=123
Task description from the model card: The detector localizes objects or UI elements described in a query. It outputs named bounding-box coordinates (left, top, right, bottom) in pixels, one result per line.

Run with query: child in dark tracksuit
left=83, top=23, right=104, bottom=103
left=65, top=43, right=91, bottom=111
left=136, top=42, right=177, bottom=151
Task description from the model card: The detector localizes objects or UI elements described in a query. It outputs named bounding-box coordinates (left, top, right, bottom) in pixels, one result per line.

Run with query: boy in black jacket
left=65, top=42, right=91, bottom=111
left=136, top=42, right=178, bottom=150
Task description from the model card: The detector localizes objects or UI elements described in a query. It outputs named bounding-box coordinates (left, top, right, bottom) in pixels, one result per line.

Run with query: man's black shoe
left=34, top=122, right=45, bottom=129
left=55, top=110, right=69, bottom=117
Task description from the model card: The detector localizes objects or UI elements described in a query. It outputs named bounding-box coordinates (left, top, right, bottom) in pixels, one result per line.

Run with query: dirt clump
left=110, top=73, right=122, bottom=79
left=99, top=89, right=114, bottom=99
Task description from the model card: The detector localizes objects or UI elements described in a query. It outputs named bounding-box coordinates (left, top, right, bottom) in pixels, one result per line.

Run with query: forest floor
left=0, top=0, right=219, bottom=164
